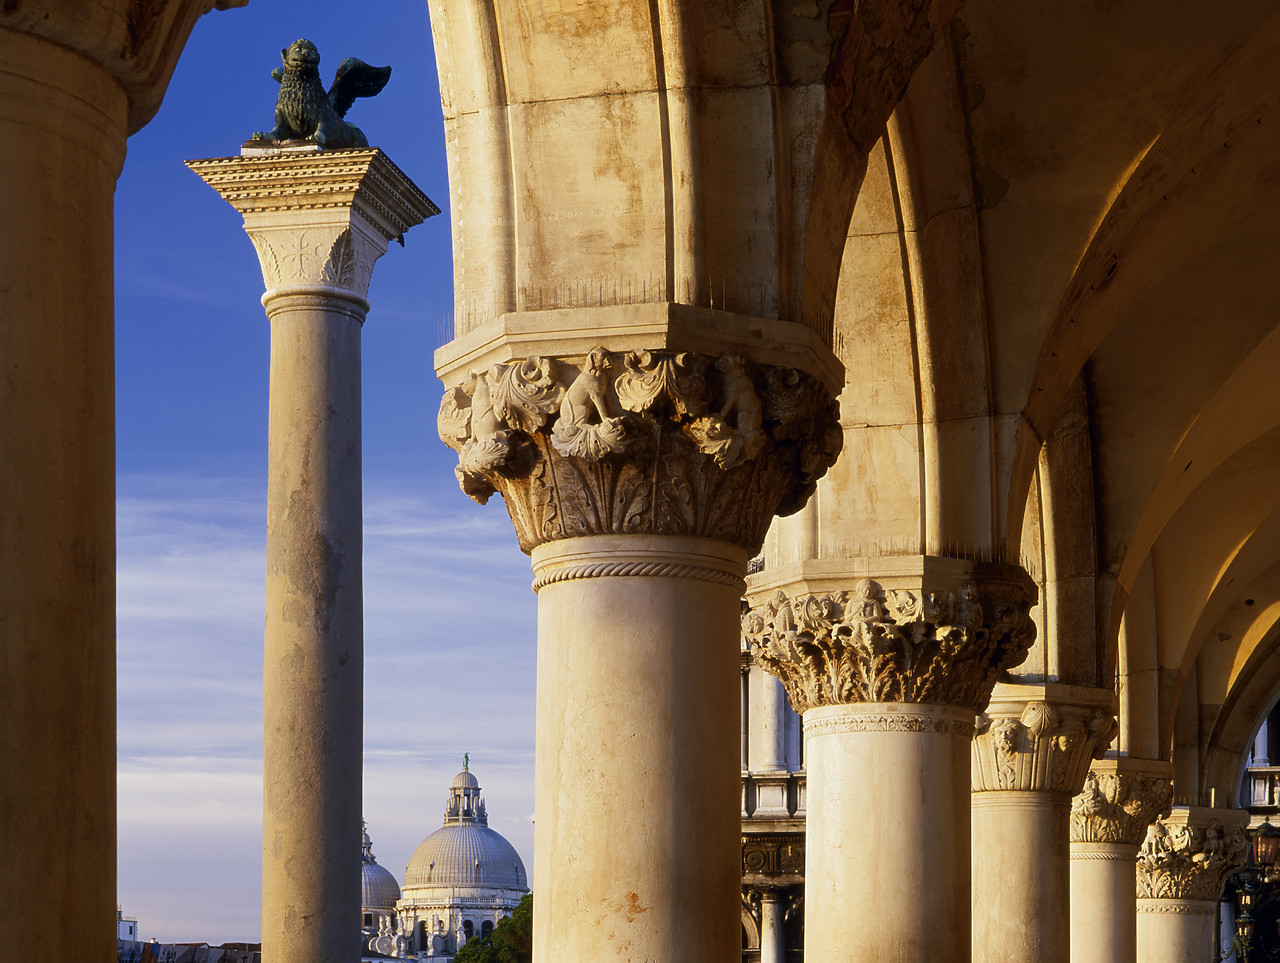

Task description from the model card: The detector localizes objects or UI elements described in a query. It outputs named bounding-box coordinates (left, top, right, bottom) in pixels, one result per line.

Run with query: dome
left=363, top=860, right=401, bottom=911
left=403, top=823, right=527, bottom=891
left=361, top=820, right=401, bottom=912
left=452, top=769, right=480, bottom=790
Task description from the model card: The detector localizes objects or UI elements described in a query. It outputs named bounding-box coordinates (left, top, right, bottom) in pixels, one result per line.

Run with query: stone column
left=1068, top=758, right=1173, bottom=963
left=970, top=685, right=1118, bottom=963
left=0, top=3, right=229, bottom=955
left=189, top=148, right=437, bottom=963
left=1135, top=806, right=1248, bottom=963
left=437, top=322, right=843, bottom=962
left=743, top=564, right=1038, bottom=963
left=759, top=890, right=787, bottom=963
left=1255, top=719, right=1270, bottom=766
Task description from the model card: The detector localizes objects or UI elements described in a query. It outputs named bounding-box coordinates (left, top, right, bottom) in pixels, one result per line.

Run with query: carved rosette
left=437, top=347, right=842, bottom=554
left=972, top=700, right=1116, bottom=794
left=739, top=574, right=1036, bottom=714
left=1135, top=815, right=1249, bottom=901
left=1070, top=768, right=1174, bottom=845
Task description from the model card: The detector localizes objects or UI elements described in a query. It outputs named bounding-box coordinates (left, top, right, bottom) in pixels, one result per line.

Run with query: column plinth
left=1068, top=757, right=1173, bottom=963
left=970, top=685, right=1117, bottom=963
left=1135, top=806, right=1248, bottom=963
left=190, top=146, right=437, bottom=963
left=742, top=564, right=1038, bottom=963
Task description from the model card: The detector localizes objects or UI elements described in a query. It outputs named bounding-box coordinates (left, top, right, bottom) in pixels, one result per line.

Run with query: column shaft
left=531, top=535, right=746, bottom=963
left=262, top=292, right=365, bottom=963
left=1136, top=900, right=1215, bottom=963
left=0, top=28, right=127, bottom=956
left=1070, top=843, right=1138, bottom=963
left=972, top=792, right=1070, bottom=963
left=751, top=671, right=789, bottom=772
left=805, top=703, right=974, bottom=963
left=760, top=893, right=786, bottom=963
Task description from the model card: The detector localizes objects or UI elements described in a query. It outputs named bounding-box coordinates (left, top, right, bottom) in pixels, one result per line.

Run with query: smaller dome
left=361, top=820, right=401, bottom=912
left=452, top=769, right=479, bottom=790
left=363, top=860, right=401, bottom=911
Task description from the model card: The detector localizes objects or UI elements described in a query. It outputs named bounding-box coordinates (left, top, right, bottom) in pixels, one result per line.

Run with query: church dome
left=402, top=761, right=528, bottom=894
left=404, top=823, right=527, bottom=890
left=361, top=821, right=401, bottom=912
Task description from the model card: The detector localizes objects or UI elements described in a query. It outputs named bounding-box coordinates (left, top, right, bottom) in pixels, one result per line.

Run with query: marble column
left=970, top=685, right=1118, bottom=963
left=759, top=889, right=787, bottom=963
left=1068, top=758, right=1173, bottom=963
left=0, top=3, right=228, bottom=954
left=189, top=148, right=437, bottom=963
left=743, top=563, right=1038, bottom=963
left=437, top=322, right=843, bottom=962
left=1135, top=806, right=1248, bottom=963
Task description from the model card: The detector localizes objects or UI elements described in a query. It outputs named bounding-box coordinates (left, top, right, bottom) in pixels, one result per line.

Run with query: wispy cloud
left=117, top=472, right=537, bottom=944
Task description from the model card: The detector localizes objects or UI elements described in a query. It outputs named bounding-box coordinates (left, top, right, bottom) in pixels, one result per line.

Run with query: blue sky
left=114, top=2, right=537, bottom=943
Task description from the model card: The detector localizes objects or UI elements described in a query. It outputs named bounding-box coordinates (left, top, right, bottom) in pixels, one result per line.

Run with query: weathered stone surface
left=439, top=346, right=842, bottom=555
left=741, top=567, right=1036, bottom=713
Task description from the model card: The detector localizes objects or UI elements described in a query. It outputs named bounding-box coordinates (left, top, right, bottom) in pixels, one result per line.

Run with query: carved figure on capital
left=740, top=577, right=1036, bottom=714
left=438, top=346, right=841, bottom=553
left=1069, top=765, right=1173, bottom=847
left=972, top=701, right=1115, bottom=793
left=1136, top=816, right=1248, bottom=900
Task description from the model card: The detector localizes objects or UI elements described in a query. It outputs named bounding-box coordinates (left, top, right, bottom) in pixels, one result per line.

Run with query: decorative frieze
left=1071, top=765, right=1174, bottom=845
left=739, top=574, right=1036, bottom=714
left=1135, top=811, right=1248, bottom=901
left=742, top=833, right=805, bottom=883
left=972, top=698, right=1116, bottom=794
left=437, top=347, right=842, bottom=554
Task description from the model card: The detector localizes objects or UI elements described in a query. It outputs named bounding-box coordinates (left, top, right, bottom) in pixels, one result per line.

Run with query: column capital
left=187, top=147, right=438, bottom=305
left=1070, top=757, right=1174, bottom=845
left=437, top=342, right=842, bottom=554
left=739, top=559, right=1037, bottom=714
left=972, top=684, right=1117, bottom=794
left=1135, top=806, right=1249, bottom=901
left=1, top=0, right=246, bottom=133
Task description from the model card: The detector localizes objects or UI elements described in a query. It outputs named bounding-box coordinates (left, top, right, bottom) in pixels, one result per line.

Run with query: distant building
left=395, top=762, right=530, bottom=959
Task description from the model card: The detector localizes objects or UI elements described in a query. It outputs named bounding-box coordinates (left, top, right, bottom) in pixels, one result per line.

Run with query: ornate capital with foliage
left=1136, top=811, right=1248, bottom=901
left=972, top=695, right=1116, bottom=794
left=1071, top=762, right=1174, bottom=845
left=739, top=571, right=1036, bottom=714
left=437, top=347, right=841, bottom=554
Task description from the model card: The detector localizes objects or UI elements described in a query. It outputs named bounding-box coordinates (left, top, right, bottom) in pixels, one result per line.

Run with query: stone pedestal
left=190, top=147, right=436, bottom=963
left=1068, top=758, right=1173, bottom=963
left=437, top=314, right=843, bottom=962
left=743, top=562, right=1037, bottom=963
left=1135, top=806, right=1248, bottom=963
left=970, top=684, right=1117, bottom=963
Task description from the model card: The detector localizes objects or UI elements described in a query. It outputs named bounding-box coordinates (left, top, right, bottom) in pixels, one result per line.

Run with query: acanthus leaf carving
left=741, top=576, right=1037, bottom=714
left=437, top=347, right=841, bottom=554
left=971, top=701, right=1116, bottom=794
left=1070, top=769, right=1174, bottom=846
left=1136, top=816, right=1248, bottom=901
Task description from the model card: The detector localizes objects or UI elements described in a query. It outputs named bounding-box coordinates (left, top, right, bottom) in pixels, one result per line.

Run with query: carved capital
left=740, top=568, right=1036, bottom=713
left=437, top=347, right=841, bottom=554
left=1135, top=807, right=1249, bottom=901
left=1070, top=759, right=1174, bottom=845
left=187, top=149, right=439, bottom=301
left=972, top=690, right=1117, bottom=794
